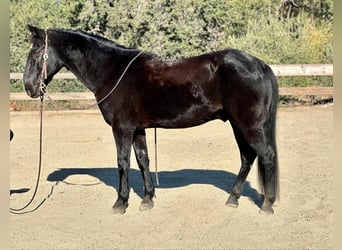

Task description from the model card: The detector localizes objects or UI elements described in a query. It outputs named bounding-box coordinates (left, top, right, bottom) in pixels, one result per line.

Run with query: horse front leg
left=133, top=129, right=155, bottom=211
left=112, top=127, right=134, bottom=214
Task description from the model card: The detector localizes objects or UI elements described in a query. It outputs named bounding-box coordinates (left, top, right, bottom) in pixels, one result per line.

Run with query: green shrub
left=10, top=0, right=333, bottom=92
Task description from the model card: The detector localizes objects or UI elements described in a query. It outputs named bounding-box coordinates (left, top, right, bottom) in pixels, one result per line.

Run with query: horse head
left=23, top=25, right=62, bottom=98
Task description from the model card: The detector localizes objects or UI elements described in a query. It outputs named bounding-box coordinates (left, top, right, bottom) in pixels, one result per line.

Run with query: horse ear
left=27, top=25, right=39, bottom=35
left=27, top=25, right=44, bottom=44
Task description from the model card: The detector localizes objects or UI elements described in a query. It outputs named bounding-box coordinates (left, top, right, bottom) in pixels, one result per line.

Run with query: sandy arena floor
left=10, top=106, right=333, bottom=249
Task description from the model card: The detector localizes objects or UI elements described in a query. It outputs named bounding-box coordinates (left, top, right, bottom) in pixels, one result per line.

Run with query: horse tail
left=257, top=67, right=280, bottom=201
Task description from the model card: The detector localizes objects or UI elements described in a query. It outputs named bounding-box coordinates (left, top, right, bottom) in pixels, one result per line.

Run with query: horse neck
left=50, top=31, right=133, bottom=94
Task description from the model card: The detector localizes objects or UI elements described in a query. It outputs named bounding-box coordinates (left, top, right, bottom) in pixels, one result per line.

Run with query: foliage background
left=10, top=0, right=333, bottom=92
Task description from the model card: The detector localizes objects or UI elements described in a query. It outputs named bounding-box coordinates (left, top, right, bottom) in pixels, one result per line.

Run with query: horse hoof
left=139, top=197, right=154, bottom=211
left=112, top=207, right=126, bottom=214
left=225, top=195, right=239, bottom=208
left=112, top=200, right=127, bottom=214
left=259, top=206, right=274, bottom=215
left=112, top=205, right=126, bottom=214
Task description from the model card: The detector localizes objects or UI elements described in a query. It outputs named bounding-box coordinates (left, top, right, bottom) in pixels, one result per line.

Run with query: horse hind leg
left=226, top=125, right=257, bottom=208
left=245, top=127, right=279, bottom=215
left=256, top=142, right=279, bottom=214
left=133, top=129, right=155, bottom=211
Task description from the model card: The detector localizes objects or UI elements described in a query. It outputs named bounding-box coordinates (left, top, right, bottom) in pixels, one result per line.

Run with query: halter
left=40, top=29, right=49, bottom=99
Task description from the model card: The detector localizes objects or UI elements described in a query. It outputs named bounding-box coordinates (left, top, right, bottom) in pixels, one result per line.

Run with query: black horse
left=23, top=25, right=279, bottom=214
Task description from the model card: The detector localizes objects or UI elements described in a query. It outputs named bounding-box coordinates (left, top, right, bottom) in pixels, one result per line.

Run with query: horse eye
left=32, top=52, right=40, bottom=60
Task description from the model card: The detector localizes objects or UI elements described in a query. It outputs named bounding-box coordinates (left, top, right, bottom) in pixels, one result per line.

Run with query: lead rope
left=10, top=97, right=50, bottom=214
left=154, top=128, right=159, bottom=186
left=10, top=30, right=50, bottom=214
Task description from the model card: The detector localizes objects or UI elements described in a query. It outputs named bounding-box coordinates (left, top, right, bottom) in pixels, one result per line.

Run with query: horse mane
left=50, top=28, right=131, bottom=51
left=75, top=29, right=127, bottom=49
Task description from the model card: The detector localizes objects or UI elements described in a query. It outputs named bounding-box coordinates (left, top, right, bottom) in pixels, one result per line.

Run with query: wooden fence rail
left=10, top=64, right=333, bottom=80
left=10, top=64, right=333, bottom=100
left=269, top=64, right=333, bottom=76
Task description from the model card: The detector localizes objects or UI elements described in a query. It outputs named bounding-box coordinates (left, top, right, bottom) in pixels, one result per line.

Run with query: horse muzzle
left=24, top=82, right=41, bottom=98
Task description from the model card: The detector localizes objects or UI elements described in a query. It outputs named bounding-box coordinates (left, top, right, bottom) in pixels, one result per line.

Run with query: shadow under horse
left=47, top=167, right=261, bottom=208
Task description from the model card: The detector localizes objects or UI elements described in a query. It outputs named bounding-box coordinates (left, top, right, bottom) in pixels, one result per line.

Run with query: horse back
left=106, top=49, right=277, bottom=129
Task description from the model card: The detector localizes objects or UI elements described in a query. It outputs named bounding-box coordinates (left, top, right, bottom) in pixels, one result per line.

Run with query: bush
left=10, top=0, right=333, bottom=92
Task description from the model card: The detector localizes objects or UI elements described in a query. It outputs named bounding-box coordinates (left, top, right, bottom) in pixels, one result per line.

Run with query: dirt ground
left=10, top=105, right=333, bottom=249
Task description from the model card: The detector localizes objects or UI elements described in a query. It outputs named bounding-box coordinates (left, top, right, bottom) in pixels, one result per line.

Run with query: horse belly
left=153, top=103, right=224, bottom=129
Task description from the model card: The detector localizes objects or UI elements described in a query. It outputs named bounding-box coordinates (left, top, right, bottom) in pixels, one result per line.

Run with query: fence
left=10, top=64, right=333, bottom=101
